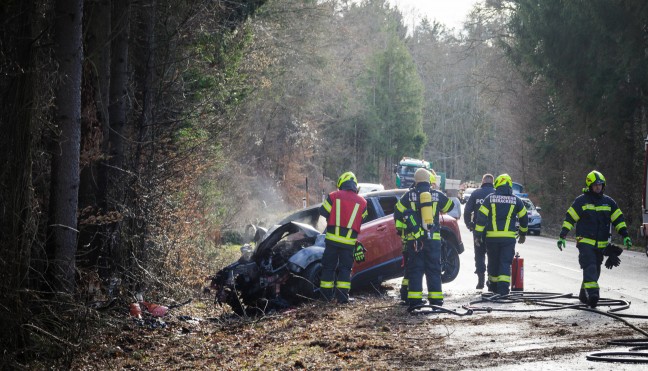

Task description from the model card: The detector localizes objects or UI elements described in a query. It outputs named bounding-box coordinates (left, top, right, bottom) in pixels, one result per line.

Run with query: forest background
left=1, top=0, right=647, bottom=367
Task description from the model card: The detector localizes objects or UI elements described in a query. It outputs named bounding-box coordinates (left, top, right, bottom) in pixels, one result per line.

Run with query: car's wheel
left=441, top=239, right=460, bottom=283
left=289, top=261, right=322, bottom=301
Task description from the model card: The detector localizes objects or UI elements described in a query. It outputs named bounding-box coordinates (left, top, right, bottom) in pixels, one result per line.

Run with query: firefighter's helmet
left=414, top=168, right=431, bottom=184
left=494, top=174, right=512, bottom=188
left=337, top=171, right=357, bottom=189
left=429, top=170, right=437, bottom=184
left=585, top=170, right=606, bottom=188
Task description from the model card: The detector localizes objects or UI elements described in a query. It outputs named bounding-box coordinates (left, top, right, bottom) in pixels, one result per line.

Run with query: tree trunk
left=105, top=0, right=131, bottom=272
left=47, top=0, right=84, bottom=294
left=109, top=0, right=130, bottom=173
left=131, top=0, right=157, bottom=266
left=78, top=0, right=112, bottom=274
left=0, top=0, right=37, bottom=352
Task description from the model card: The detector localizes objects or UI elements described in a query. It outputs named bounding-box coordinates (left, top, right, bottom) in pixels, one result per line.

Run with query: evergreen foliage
left=1, top=0, right=647, bottom=366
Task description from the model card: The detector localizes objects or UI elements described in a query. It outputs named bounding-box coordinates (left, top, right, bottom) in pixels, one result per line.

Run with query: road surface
left=451, top=213, right=648, bottom=315
left=383, top=207, right=648, bottom=370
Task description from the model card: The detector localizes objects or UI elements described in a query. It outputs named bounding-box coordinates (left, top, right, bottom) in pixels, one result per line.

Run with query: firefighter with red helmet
left=474, top=174, right=528, bottom=296
left=394, top=168, right=454, bottom=308
left=318, top=172, right=368, bottom=304
left=557, top=170, right=631, bottom=308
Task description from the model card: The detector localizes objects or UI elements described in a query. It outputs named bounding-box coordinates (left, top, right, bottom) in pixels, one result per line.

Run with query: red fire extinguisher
left=511, top=251, right=524, bottom=291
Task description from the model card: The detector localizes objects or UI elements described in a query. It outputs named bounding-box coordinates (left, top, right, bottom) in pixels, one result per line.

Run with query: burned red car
left=209, top=189, right=463, bottom=315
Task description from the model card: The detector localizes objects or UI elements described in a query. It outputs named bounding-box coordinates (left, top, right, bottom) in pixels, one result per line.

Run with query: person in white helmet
left=394, top=168, right=454, bottom=309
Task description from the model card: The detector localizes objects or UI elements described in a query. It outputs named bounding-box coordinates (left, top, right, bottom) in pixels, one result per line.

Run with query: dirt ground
left=62, top=283, right=648, bottom=370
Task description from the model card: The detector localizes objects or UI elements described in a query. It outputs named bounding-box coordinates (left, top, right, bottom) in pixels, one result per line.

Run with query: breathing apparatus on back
left=413, top=168, right=434, bottom=238
left=420, top=191, right=434, bottom=236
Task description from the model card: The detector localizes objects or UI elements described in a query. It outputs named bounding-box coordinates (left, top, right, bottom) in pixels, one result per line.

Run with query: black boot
left=400, top=285, right=408, bottom=301
left=407, top=299, right=426, bottom=310
left=578, top=289, right=587, bottom=304
left=588, top=294, right=599, bottom=308
left=476, top=274, right=485, bottom=289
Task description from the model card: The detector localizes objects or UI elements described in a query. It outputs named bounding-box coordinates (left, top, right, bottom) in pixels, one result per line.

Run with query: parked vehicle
left=209, top=189, right=464, bottom=315
left=512, top=182, right=528, bottom=197
left=394, top=157, right=435, bottom=189
left=461, top=187, right=476, bottom=204
left=357, top=182, right=385, bottom=194
left=446, top=197, right=462, bottom=220
left=520, top=197, right=542, bottom=235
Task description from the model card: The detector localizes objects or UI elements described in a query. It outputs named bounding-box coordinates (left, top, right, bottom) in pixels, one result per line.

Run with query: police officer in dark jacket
left=475, top=174, right=528, bottom=296
left=463, top=174, right=495, bottom=289
left=318, top=172, right=368, bottom=304
left=557, top=170, right=631, bottom=308
left=394, top=168, right=454, bottom=308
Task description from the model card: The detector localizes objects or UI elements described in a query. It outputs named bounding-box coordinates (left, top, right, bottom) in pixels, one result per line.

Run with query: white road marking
left=543, top=262, right=580, bottom=273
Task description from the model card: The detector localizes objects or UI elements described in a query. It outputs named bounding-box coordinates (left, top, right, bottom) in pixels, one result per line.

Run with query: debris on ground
left=64, top=290, right=648, bottom=370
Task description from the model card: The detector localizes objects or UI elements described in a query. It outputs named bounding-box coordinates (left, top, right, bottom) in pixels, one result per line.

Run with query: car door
left=354, top=196, right=403, bottom=277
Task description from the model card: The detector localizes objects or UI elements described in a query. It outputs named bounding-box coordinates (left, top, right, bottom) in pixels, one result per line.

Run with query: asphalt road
left=391, top=209, right=648, bottom=370
left=452, top=211, right=648, bottom=315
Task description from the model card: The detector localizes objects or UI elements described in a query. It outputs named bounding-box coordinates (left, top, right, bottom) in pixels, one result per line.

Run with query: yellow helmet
left=585, top=170, right=606, bottom=187
left=414, top=168, right=431, bottom=184
left=429, top=169, right=437, bottom=184
left=494, top=173, right=512, bottom=188
left=337, top=171, right=357, bottom=189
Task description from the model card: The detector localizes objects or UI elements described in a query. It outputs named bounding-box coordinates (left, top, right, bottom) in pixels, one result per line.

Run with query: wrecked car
left=209, top=189, right=464, bottom=315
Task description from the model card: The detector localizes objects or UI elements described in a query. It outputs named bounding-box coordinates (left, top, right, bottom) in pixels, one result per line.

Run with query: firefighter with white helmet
left=394, top=168, right=454, bottom=309
left=557, top=170, right=631, bottom=308
left=318, top=171, right=368, bottom=304
left=396, top=170, right=440, bottom=302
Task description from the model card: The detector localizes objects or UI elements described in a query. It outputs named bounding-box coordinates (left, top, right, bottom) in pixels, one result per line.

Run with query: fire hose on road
left=406, top=290, right=648, bottom=363
left=462, top=291, right=648, bottom=364
left=403, top=248, right=648, bottom=363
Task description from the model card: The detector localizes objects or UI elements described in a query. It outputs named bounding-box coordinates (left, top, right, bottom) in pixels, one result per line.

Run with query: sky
left=388, top=0, right=481, bottom=30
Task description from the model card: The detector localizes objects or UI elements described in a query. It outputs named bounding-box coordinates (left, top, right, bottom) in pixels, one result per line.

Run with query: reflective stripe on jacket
left=474, top=186, right=528, bottom=239
left=319, top=189, right=368, bottom=246
left=394, top=183, right=453, bottom=241
left=560, top=191, right=627, bottom=248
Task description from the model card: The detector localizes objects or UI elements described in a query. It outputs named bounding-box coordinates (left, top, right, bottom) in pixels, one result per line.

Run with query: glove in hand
left=517, top=233, right=526, bottom=244
left=624, top=236, right=632, bottom=249
left=557, top=238, right=566, bottom=251
left=603, top=243, right=623, bottom=257
left=474, top=237, right=482, bottom=248
left=353, top=243, right=366, bottom=263
left=604, top=255, right=621, bottom=269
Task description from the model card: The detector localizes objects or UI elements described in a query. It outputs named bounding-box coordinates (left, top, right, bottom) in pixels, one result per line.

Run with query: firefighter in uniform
left=318, top=172, right=368, bottom=304
left=394, top=168, right=454, bottom=308
left=396, top=215, right=410, bottom=302
left=474, top=174, right=527, bottom=296
left=396, top=171, right=440, bottom=302
left=463, top=173, right=495, bottom=289
left=557, top=170, right=631, bottom=308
